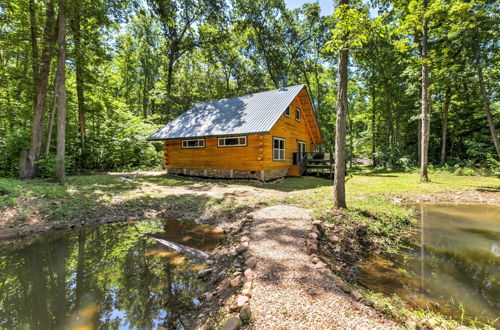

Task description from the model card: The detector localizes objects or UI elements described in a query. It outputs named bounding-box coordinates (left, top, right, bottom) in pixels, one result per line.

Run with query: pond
left=359, top=203, right=500, bottom=327
left=0, top=219, right=224, bottom=329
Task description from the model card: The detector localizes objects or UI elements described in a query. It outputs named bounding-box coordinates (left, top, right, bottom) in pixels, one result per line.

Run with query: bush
left=453, top=166, right=476, bottom=176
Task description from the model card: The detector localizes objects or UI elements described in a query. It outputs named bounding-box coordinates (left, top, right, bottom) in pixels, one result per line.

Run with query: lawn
left=0, top=168, right=498, bottom=242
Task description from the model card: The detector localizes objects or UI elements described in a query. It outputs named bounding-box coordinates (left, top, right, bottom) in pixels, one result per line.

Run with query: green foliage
left=0, top=0, right=498, bottom=180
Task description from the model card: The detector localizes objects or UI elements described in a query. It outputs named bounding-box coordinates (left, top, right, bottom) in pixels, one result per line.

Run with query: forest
left=0, top=0, right=498, bottom=181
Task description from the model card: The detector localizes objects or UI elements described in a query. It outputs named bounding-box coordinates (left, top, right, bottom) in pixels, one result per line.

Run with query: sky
left=284, top=0, right=334, bottom=16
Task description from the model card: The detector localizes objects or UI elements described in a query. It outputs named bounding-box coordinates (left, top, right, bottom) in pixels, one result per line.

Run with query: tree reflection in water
left=0, top=219, right=219, bottom=329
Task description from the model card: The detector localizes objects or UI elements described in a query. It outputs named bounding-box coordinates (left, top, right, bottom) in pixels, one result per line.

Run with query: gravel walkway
left=248, top=205, right=398, bottom=329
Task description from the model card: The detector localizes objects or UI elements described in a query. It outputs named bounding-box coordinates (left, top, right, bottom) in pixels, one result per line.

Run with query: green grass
left=1, top=168, right=497, bottom=242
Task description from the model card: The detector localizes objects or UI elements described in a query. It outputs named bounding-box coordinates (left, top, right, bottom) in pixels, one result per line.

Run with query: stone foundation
left=166, top=168, right=289, bottom=181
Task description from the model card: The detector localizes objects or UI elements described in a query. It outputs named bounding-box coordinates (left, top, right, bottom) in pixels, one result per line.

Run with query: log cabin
left=147, top=84, right=323, bottom=181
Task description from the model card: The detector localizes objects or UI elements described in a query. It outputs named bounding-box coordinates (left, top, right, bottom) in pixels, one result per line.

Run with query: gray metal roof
left=147, top=84, right=305, bottom=140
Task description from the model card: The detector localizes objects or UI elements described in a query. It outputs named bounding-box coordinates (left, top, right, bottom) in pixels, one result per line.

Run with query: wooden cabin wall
left=163, top=135, right=265, bottom=171
left=265, top=95, right=314, bottom=175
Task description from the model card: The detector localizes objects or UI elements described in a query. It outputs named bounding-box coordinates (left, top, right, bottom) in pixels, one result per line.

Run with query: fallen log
left=148, top=236, right=210, bottom=261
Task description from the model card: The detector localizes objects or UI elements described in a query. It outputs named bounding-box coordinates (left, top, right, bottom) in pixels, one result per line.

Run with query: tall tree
left=419, top=0, right=430, bottom=182
left=71, top=0, right=87, bottom=157
left=332, top=0, right=350, bottom=209
left=147, top=0, right=204, bottom=120
left=440, top=87, right=451, bottom=164
left=19, top=0, right=57, bottom=179
left=55, top=0, right=67, bottom=183
left=471, top=28, right=500, bottom=159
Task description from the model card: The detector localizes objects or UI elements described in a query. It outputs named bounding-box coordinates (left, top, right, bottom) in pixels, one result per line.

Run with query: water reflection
left=0, top=219, right=223, bottom=329
left=359, top=203, right=500, bottom=327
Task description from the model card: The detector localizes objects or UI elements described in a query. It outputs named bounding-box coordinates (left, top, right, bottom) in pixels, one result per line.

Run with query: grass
left=1, top=168, right=497, bottom=227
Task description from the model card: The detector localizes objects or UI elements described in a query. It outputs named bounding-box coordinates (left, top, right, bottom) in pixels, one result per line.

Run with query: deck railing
left=292, top=152, right=333, bottom=176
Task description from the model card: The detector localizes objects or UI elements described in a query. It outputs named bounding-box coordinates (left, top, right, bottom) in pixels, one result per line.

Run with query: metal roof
left=147, top=84, right=306, bottom=140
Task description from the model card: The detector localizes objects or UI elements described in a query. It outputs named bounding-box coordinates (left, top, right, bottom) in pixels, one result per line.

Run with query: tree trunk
left=164, top=49, right=176, bottom=121
left=29, top=0, right=39, bottom=104
left=55, top=0, right=67, bottom=183
left=333, top=0, right=349, bottom=209
left=45, top=75, right=58, bottom=156
left=20, top=0, right=56, bottom=179
left=472, top=29, right=500, bottom=159
left=440, top=87, right=451, bottom=165
left=420, top=0, right=430, bottom=183
left=71, top=0, right=86, bottom=157
left=371, top=81, right=376, bottom=167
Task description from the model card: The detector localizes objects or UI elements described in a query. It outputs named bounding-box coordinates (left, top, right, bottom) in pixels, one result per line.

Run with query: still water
left=0, top=219, right=224, bottom=329
left=359, top=203, right=500, bottom=326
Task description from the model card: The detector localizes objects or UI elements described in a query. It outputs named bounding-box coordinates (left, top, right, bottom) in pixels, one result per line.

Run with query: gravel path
left=248, top=205, right=398, bottom=329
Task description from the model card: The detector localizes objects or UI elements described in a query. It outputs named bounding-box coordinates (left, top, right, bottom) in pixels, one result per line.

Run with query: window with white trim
left=295, top=108, right=301, bottom=121
left=181, top=138, right=205, bottom=148
left=218, top=136, right=247, bottom=147
left=273, top=137, right=285, bottom=161
left=284, top=105, right=291, bottom=117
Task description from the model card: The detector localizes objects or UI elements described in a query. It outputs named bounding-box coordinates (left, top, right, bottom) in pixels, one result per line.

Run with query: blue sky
left=284, top=0, right=334, bottom=15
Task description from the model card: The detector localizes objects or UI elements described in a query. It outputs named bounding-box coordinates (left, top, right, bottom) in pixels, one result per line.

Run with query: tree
left=420, top=0, right=430, bottom=182
left=19, top=0, right=57, bottom=179
left=55, top=0, right=67, bottom=183
left=147, top=0, right=205, bottom=120
left=471, top=28, right=500, bottom=159
left=332, top=0, right=350, bottom=209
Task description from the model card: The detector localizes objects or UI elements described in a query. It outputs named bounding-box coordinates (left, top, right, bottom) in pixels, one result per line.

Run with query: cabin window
left=218, top=136, right=247, bottom=147
left=284, top=105, right=291, bottom=117
left=273, top=137, right=285, bottom=161
left=295, top=108, right=301, bottom=121
left=181, top=138, right=205, bottom=148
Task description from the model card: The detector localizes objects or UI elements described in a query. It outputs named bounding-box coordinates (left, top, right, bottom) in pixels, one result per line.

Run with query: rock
left=214, top=271, right=226, bottom=283
left=229, top=251, right=238, bottom=257
left=306, top=238, right=316, bottom=247
left=359, top=298, right=373, bottom=306
left=243, top=281, right=252, bottom=290
left=313, top=261, right=327, bottom=269
left=205, top=292, right=213, bottom=302
left=241, top=236, right=250, bottom=242
left=312, top=220, right=322, bottom=226
left=237, top=295, right=249, bottom=307
left=311, top=226, right=320, bottom=234
left=239, top=305, right=251, bottom=322
left=237, top=242, right=249, bottom=253
left=318, top=268, right=332, bottom=276
left=241, top=288, right=252, bottom=297
left=245, top=256, right=257, bottom=269
left=197, top=268, right=212, bottom=278
left=229, top=304, right=239, bottom=312
left=221, top=317, right=241, bottom=330
left=311, top=256, right=321, bottom=264
left=243, top=268, right=253, bottom=281
left=308, top=244, right=318, bottom=254
left=230, top=275, right=242, bottom=287
left=329, top=235, right=340, bottom=244
left=308, top=232, right=318, bottom=239
left=337, top=283, right=352, bottom=293
left=350, top=290, right=363, bottom=301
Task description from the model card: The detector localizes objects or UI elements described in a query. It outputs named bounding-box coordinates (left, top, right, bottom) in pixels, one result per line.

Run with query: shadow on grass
left=258, top=176, right=333, bottom=192
left=476, top=186, right=500, bottom=193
